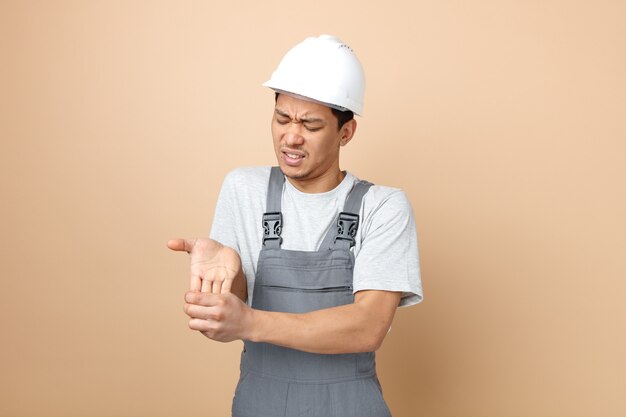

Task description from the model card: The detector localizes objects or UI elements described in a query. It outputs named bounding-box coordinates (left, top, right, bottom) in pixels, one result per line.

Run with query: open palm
left=168, top=238, right=242, bottom=294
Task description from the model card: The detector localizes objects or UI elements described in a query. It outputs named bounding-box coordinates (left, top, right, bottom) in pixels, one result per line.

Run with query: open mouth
left=282, top=150, right=305, bottom=166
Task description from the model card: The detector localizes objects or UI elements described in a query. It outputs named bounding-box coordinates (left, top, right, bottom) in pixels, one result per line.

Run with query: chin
left=278, top=163, right=308, bottom=180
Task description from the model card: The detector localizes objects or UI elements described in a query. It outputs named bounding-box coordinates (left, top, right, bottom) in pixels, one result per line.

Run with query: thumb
left=167, top=238, right=196, bottom=253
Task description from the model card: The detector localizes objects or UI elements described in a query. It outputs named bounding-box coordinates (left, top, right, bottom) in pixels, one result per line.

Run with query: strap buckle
left=334, top=212, right=359, bottom=247
left=262, top=212, right=282, bottom=246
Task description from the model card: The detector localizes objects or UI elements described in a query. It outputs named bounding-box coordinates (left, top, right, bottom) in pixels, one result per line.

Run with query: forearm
left=246, top=290, right=400, bottom=354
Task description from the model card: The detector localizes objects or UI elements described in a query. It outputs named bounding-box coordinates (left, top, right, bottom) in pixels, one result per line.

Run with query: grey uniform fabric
left=232, top=167, right=392, bottom=417
left=209, top=167, right=422, bottom=307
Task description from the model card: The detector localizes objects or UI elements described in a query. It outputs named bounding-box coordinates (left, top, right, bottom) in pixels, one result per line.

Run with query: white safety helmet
left=263, top=35, right=365, bottom=116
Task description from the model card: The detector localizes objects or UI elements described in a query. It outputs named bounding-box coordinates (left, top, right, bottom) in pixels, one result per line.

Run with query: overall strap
left=262, top=167, right=285, bottom=248
left=320, top=179, right=374, bottom=251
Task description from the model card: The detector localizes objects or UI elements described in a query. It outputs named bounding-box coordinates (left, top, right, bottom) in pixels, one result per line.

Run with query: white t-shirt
left=209, top=166, right=423, bottom=307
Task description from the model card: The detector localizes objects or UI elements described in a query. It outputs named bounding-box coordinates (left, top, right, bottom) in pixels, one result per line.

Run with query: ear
left=339, top=119, right=357, bottom=147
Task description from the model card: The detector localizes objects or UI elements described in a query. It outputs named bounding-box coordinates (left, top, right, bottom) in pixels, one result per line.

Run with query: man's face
left=272, top=94, right=355, bottom=189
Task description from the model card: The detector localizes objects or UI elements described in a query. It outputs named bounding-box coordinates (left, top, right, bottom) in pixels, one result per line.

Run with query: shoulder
left=344, top=172, right=413, bottom=222
left=365, top=184, right=411, bottom=209
left=359, top=181, right=414, bottom=223
left=215, top=166, right=272, bottom=208
left=222, top=166, right=271, bottom=189
left=355, top=178, right=416, bottom=238
left=211, top=167, right=271, bottom=242
left=347, top=172, right=411, bottom=208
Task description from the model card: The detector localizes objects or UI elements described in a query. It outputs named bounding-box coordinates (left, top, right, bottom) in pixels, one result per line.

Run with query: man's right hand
left=167, top=238, right=245, bottom=299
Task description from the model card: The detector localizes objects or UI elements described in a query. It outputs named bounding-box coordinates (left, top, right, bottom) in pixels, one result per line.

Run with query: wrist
left=242, top=306, right=262, bottom=342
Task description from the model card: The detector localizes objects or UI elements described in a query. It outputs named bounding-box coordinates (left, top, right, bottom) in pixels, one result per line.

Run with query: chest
left=278, top=192, right=346, bottom=252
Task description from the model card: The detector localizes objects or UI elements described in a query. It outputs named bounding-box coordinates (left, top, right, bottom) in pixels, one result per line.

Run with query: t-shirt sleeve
left=209, top=171, right=240, bottom=252
left=353, top=190, right=423, bottom=307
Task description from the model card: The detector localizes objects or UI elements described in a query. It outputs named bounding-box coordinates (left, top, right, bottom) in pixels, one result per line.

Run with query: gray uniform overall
left=232, top=167, right=392, bottom=417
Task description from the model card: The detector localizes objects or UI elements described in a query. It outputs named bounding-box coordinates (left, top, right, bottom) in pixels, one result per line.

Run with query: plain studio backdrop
left=1, top=1, right=624, bottom=416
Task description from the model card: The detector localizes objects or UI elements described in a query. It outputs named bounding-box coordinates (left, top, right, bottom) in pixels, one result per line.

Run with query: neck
left=287, top=169, right=346, bottom=193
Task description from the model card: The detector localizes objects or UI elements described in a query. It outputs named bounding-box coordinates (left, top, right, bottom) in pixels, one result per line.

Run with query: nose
left=283, top=122, right=305, bottom=146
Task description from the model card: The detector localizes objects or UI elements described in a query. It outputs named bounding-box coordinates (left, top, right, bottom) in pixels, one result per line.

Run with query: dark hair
left=274, top=93, right=354, bottom=130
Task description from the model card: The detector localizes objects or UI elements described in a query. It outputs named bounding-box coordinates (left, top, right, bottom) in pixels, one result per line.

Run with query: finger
left=190, top=273, right=202, bottom=292
left=185, top=291, right=220, bottom=306
left=167, top=238, right=196, bottom=253
left=220, top=278, right=233, bottom=294
left=211, top=278, right=223, bottom=294
left=184, top=303, right=223, bottom=321
left=188, top=318, right=213, bottom=332
left=200, top=276, right=211, bottom=293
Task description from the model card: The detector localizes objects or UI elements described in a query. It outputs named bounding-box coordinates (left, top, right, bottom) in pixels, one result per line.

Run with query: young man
left=168, top=35, right=422, bottom=417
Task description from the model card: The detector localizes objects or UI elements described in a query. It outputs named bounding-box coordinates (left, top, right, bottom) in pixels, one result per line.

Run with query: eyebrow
left=274, top=108, right=325, bottom=124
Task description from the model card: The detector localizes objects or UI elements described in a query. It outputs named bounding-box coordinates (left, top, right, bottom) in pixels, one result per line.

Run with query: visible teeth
left=286, top=153, right=302, bottom=159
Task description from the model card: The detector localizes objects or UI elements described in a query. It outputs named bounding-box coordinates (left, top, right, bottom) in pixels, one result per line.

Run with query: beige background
left=2, top=1, right=625, bottom=416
